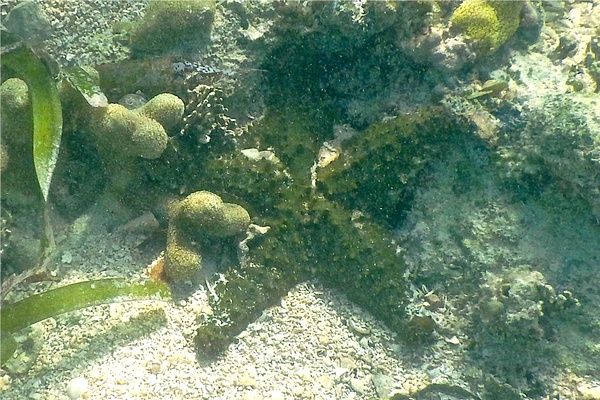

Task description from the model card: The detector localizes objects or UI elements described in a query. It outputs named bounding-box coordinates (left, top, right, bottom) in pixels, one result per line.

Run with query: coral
left=0, top=78, right=36, bottom=203
left=128, top=0, right=217, bottom=54
left=136, top=93, right=184, bottom=130
left=164, top=191, right=250, bottom=281
left=472, top=266, right=580, bottom=375
left=178, top=84, right=236, bottom=143
left=450, top=0, right=524, bottom=53
left=0, top=78, right=33, bottom=141
left=92, top=93, right=184, bottom=160
left=86, top=92, right=184, bottom=211
left=93, top=104, right=167, bottom=160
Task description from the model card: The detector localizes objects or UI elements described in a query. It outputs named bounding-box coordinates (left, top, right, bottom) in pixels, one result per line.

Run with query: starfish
left=186, top=103, right=460, bottom=356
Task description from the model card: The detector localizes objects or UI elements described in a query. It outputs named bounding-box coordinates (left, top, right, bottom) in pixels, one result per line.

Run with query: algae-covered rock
left=165, top=191, right=251, bottom=281
left=450, top=0, right=524, bottom=54
left=193, top=106, right=448, bottom=354
left=495, top=93, right=600, bottom=218
left=317, top=107, right=457, bottom=226
left=129, top=0, right=216, bottom=54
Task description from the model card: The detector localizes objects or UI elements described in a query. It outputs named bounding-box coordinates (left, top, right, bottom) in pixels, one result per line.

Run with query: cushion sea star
left=189, top=103, right=462, bottom=356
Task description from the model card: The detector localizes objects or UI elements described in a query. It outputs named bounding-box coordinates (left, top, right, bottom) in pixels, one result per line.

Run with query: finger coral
left=88, top=92, right=184, bottom=210
left=165, top=191, right=251, bottom=281
left=92, top=93, right=184, bottom=160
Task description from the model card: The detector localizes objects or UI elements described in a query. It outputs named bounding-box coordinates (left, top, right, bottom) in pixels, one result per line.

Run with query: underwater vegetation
left=1, top=278, right=170, bottom=367
left=0, top=23, right=172, bottom=370
left=0, top=29, right=62, bottom=271
left=0, top=30, right=62, bottom=204
left=2, top=1, right=600, bottom=397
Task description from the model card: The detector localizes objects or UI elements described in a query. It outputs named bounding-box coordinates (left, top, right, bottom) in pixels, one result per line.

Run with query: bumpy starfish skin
left=193, top=105, right=462, bottom=355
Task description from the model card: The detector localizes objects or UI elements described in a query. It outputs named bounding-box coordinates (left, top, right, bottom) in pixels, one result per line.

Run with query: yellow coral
left=137, top=93, right=184, bottom=130
left=176, top=191, right=251, bottom=238
left=450, top=0, right=523, bottom=53
left=164, top=191, right=251, bottom=281
left=92, top=93, right=184, bottom=160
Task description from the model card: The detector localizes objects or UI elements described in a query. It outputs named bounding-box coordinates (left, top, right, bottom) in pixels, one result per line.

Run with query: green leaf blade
left=0, top=278, right=171, bottom=333
left=1, top=32, right=63, bottom=202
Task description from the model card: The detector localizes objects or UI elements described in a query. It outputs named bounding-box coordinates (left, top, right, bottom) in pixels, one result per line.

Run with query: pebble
left=316, top=374, right=334, bottom=390
left=297, top=367, right=312, bottom=381
left=116, top=211, right=158, bottom=233
left=61, top=251, right=73, bottom=264
left=242, top=391, right=263, bottom=400
left=350, top=376, right=371, bottom=394
left=291, top=385, right=304, bottom=396
left=338, top=356, right=356, bottom=370
left=266, top=390, right=285, bottom=400
left=348, top=318, right=371, bottom=335
left=235, top=374, right=257, bottom=388
left=445, top=335, right=461, bottom=345
left=372, top=373, right=395, bottom=399
left=318, top=334, right=331, bottom=345
left=66, top=377, right=88, bottom=399
left=0, top=375, right=12, bottom=390
left=579, top=385, right=600, bottom=399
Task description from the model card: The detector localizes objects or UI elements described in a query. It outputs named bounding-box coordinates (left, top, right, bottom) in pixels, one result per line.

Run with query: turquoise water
left=1, top=1, right=600, bottom=399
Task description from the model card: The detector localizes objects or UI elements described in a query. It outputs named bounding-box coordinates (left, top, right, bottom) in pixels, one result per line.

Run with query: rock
left=235, top=374, right=256, bottom=388
left=350, top=376, right=372, bottom=394
left=372, top=373, right=395, bottom=399
left=66, top=377, right=88, bottom=400
left=578, top=385, right=600, bottom=399
left=3, top=1, right=52, bottom=42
